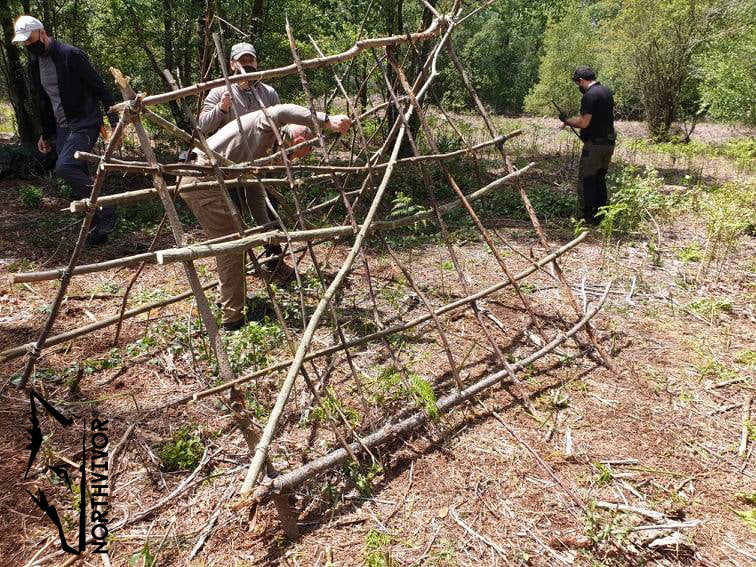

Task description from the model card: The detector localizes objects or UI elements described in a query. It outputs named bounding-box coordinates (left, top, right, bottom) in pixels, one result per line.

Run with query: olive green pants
left=577, top=141, right=615, bottom=221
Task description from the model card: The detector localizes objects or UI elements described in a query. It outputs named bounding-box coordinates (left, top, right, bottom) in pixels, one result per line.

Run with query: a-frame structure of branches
left=6, top=2, right=613, bottom=541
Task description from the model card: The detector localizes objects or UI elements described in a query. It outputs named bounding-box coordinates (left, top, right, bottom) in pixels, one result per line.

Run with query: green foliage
left=128, top=543, right=155, bottom=567
left=677, top=242, right=703, bottom=263
left=597, top=166, right=670, bottom=240
left=0, top=101, right=16, bottom=135
left=389, top=191, right=430, bottom=233
left=310, top=386, right=360, bottom=427
left=734, top=508, right=756, bottom=534
left=688, top=297, right=732, bottom=322
left=524, top=2, right=598, bottom=116
left=601, top=0, right=731, bottom=137
left=131, top=289, right=171, bottom=305
left=696, top=14, right=756, bottom=124
left=346, top=461, right=383, bottom=498
left=371, top=366, right=439, bottom=420
left=695, top=356, right=738, bottom=382
left=719, top=139, right=756, bottom=171
left=626, top=137, right=756, bottom=171
left=18, top=184, right=43, bottom=208
left=479, top=185, right=575, bottom=220
left=593, top=463, right=614, bottom=487
left=1, top=0, right=753, bottom=139
left=222, top=320, right=285, bottom=374
left=736, top=350, right=756, bottom=368
left=53, top=178, right=74, bottom=200
left=115, top=200, right=169, bottom=236
left=409, top=374, right=440, bottom=421
left=364, top=529, right=394, bottom=567
left=30, top=216, right=71, bottom=248
left=583, top=502, right=630, bottom=548
left=159, top=426, right=204, bottom=472
left=696, top=182, right=756, bottom=278
left=526, top=0, right=750, bottom=131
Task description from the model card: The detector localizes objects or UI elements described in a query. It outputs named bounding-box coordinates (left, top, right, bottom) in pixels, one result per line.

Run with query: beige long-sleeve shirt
left=188, top=104, right=327, bottom=228
left=202, top=103, right=327, bottom=163
left=198, top=82, right=279, bottom=134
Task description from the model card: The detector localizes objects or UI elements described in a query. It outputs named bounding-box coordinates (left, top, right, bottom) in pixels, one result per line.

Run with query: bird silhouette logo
left=23, top=390, right=86, bottom=555
left=24, top=390, right=75, bottom=479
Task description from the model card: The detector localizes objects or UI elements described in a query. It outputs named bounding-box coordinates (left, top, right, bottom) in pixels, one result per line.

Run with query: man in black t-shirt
left=559, top=67, right=616, bottom=223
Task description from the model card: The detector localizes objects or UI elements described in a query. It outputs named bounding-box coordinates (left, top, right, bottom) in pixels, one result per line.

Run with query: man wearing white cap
left=12, top=15, right=120, bottom=245
left=198, top=42, right=280, bottom=135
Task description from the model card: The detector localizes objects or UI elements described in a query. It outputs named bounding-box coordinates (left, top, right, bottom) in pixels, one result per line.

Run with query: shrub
left=696, top=182, right=756, bottom=280
left=159, top=426, right=204, bottom=471
left=597, top=166, right=670, bottom=241
left=19, top=184, right=43, bottom=208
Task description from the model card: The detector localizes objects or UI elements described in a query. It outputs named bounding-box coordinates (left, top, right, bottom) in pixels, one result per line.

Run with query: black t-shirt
left=579, top=82, right=615, bottom=143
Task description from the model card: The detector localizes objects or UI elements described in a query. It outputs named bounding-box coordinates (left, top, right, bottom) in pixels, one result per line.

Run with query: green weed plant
left=597, top=166, right=670, bottom=242
left=159, top=426, right=204, bottom=471
left=19, top=184, right=43, bottom=208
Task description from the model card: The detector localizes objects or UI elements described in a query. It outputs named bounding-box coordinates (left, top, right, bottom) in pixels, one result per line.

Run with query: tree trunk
left=0, top=0, right=38, bottom=143
left=163, top=0, right=175, bottom=73
left=251, top=0, right=264, bottom=37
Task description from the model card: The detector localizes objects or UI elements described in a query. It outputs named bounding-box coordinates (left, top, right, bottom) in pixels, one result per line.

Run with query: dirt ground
left=0, top=118, right=754, bottom=566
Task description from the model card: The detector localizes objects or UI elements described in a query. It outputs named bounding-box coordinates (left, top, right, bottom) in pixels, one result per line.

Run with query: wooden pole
left=111, top=68, right=237, bottom=388
left=10, top=162, right=532, bottom=286
left=239, top=25, right=461, bottom=498
left=445, top=40, right=617, bottom=373
left=108, top=18, right=447, bottom=113
left=153, top=164, right=534, bottom=265
left=15, top=117, right=128, bottom=389
left=249, top=285, right=610, bottom=504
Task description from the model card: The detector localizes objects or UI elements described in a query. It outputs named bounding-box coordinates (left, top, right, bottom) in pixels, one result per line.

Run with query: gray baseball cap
left=230, top=42, right=257, bottom=61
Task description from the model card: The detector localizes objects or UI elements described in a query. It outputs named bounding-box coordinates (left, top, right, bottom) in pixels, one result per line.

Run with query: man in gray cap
left=184, top=104, right=351, bottom=332
left=198, top=42, right=280, bottom=135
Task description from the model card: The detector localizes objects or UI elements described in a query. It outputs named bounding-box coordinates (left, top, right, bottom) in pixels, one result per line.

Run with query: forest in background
left=1, top=0, right=754, bottom=146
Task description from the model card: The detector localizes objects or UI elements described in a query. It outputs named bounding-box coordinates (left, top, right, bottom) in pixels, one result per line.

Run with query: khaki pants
left=182, top=153, right=275, bottom=324
left=183, top=187, right=248, bottom=325
left=577, top=141, right=615, bottom=221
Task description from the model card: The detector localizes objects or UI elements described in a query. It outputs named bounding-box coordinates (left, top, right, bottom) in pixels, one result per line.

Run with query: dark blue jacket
left=28, top=39, right=118, bottom=139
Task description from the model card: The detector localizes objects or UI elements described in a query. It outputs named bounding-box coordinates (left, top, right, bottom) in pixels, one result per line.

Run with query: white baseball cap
left=12, top=15, right=44, bottom=43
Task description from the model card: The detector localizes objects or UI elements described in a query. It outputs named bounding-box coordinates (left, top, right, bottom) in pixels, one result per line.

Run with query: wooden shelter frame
left=6, top=4, right=612, bottom=538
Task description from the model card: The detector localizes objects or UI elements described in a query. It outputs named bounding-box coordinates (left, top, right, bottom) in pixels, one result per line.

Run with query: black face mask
left=26, top=40, right=46, bottom=56
left=578, top=85, right=586, bottom=94
left=237, top=64, right=258, bottom=90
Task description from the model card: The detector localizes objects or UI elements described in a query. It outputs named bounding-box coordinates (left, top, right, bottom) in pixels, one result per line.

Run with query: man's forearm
left=565, top=114, right=591, bottom=129
left=198, top=90, right=225, bottom=133
left=266, top=104, right=327, bottom=130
